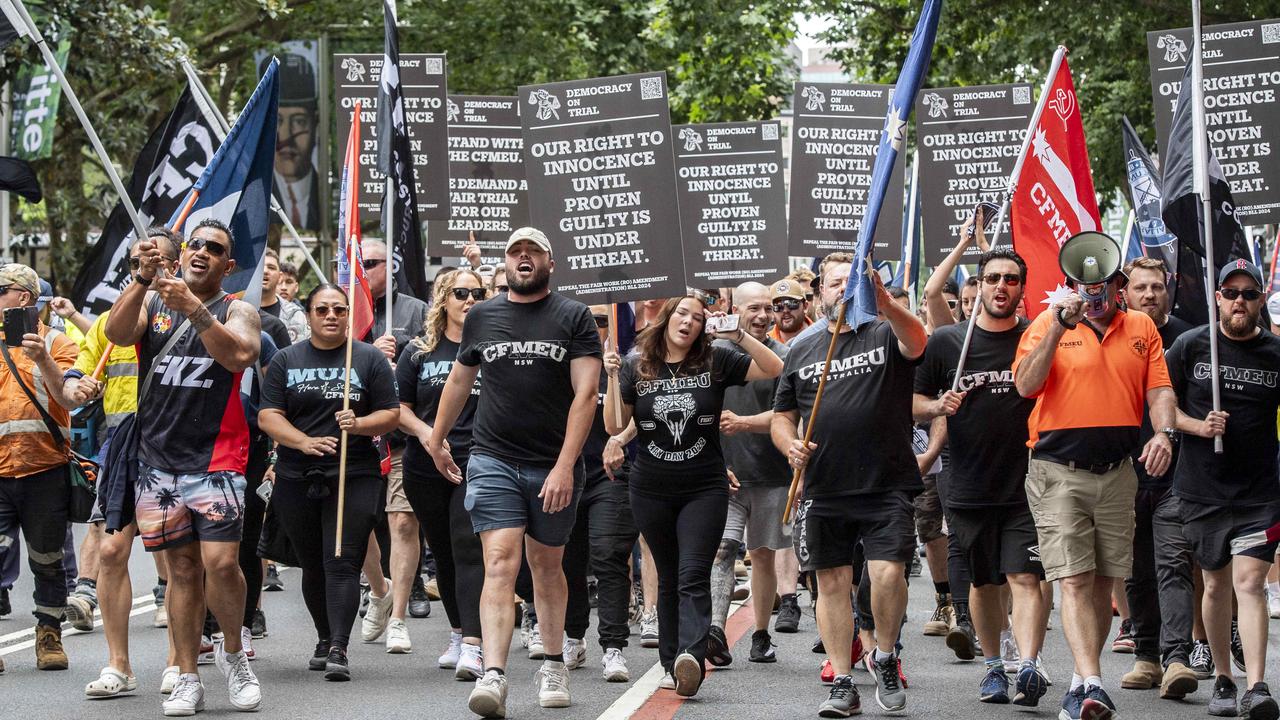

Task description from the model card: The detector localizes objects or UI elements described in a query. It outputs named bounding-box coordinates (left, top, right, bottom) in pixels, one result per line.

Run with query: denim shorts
left=465, top=453, right=583, bottom=547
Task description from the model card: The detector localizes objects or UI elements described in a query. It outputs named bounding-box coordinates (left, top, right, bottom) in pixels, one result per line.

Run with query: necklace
left=666, top=359, right=685, bottom=379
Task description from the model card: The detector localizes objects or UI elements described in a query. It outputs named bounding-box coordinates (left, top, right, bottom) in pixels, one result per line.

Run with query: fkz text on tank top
left=137, top=294, right=250, bottom=475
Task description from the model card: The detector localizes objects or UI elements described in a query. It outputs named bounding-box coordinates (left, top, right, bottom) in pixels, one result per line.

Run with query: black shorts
left=795, top=491, right=915, bottom=571
left=948, top=503, right=1044, bottom=587
left=1180, top=499, right=1280, bottom=572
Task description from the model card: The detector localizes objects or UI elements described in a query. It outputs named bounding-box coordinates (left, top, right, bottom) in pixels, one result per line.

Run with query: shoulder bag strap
left=0, top=341, right=68, bottom=449
left=137, top=291, right=229, bottom=403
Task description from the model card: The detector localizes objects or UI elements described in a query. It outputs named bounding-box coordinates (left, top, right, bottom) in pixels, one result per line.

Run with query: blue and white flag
left=843, top=0, right=942, bottom=328
left=171, top=59, right=279, bottom=307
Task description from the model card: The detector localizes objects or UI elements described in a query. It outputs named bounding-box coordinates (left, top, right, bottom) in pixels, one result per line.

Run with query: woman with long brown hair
left=603, top=294, right=782, bottom=697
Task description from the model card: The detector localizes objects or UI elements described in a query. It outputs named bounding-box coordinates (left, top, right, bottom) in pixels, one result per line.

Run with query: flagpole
left=607, top=303, right=622, bottom=428
left=950, top=45, right=1069, bottom=392
left=1268, top=226, right=1280, bottom=291
left=1190, top=1, right=1223, bottom=454
left=782, top=304, right=845, bottom=525
left=904, top=152, right=921, bottom=311
left=335, top=228, right=356, bottom=557
left=3, top=0, right=148, bottom=243
left=385, top=177, right=394, bottom=327
left=180, top=59, right=329, bottom=283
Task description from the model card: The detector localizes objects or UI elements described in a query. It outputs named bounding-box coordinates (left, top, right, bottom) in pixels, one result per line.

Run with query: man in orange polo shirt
left=1012, top=241, right=1176, bottom=720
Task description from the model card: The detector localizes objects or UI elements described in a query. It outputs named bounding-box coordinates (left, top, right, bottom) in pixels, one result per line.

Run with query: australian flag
left=843, top=0, right=942, bottom=328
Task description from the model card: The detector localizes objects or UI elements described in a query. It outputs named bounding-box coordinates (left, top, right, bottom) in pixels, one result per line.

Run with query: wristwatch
left=1159, top=427, right=1180, bottom=444
left=135, top=273, right=153, bottom=287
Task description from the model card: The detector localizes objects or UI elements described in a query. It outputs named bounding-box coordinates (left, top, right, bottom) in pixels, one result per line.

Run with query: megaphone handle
left=1056, top=307, right=1079, bottom=330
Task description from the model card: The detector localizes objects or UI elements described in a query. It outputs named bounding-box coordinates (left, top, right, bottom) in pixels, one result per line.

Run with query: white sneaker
left=438, top=632, right=462, bottom=668
left=385, top=618, right=412, bottom=653
left=1000, top=629, right=1019, bottom=671
left=601, top=648, right=629, bottom=683
left=659, top=672, right=676, bottom=690
left=240, top=627, right=256, bottom=661
left=455, top=642, right=484, bottom=681
left=160, top=665, right=181, bottom=695
left=537, top=660, right=571, bottom=708
left=162, top=674, right=205, bottom=716
left=639, top=611, right=659, bottom=648
left=154, top=604, right=168, bottom=628
left=1269, top=589, right=1280, bottom=619
left=360, top=581, right=393, bottom=642
left=215, top=648, right=261, bottom=711
left=528, top=623, right=545, bottom=659
left=468, top=669, right=508, bottom=718
left=563, top=636, right=586, bottom=670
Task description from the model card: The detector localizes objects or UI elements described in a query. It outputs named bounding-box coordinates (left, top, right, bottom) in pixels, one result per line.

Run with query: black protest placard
left=334, top=53, right=449, bottom=222
left=788, top=82, right=904, bottom=260
left=519, top=71, right=686, bottom=304
left=672, top=121, right=788, bottom=287
left=1147, top=19, right=1280, bottom=226
left=915, top=84, right=1033, bottom=266
left=426, top=96, right=529, bottom=257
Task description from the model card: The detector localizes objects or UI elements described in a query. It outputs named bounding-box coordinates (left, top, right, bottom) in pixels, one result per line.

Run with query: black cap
left=1217, top=258, right=1263, bottom=289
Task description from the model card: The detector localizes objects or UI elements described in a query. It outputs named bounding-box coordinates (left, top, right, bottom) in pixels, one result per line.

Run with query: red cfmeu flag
left=337, top=101, right=374, bottom=340
left=1011, top=57, right=1101, bottom=318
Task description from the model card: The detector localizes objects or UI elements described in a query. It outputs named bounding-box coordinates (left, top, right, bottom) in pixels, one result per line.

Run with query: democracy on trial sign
left=915, top=84, right=1032, bottom=266
left=788, top=82, right=904, bottom=260
left=672, top=121, right=788, bottom=287
left=334, top=53, right=450, bottom=222
left=1147, top=19, right=1280, bottom=225
left=426, top=96, right=529, bottom=257
left=519, top=71, right=686, bottom=304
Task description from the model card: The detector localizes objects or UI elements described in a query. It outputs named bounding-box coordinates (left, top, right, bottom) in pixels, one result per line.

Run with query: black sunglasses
left=593, top=314, right=609, bottom=328
left=981, top=273, right=1022, bottom=286
left=362, top=258, right=386, bottom=270
left=496, top=284, right=509, bottom=293
left=1220, top=287, right=1262, bottom=301
left=946, top=299, right=958, bottom=308
left=771, top=299, right=802, bottom=312
left=187, top=236, right=228, bottom=257
left=451, top=287, right=487, bottom=302
left=312, top=304, right=349, bottom=317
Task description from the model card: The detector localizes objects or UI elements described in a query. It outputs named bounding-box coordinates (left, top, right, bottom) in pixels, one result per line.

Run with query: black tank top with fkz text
left=136, top=294, right=250, bottom=475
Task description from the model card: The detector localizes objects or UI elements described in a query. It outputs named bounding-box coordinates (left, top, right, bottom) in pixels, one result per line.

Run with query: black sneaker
left=308, top=641, right=329, bottom=671
left=263, top=564, right=284, bottom=592
left=1209, top=675, right=1239, bottom=717
left=811, top=635, right=826, bottom=654
left=250, top=609, right=267, bottom=639
left=1241, top=682, right=1280, bottom=720
left=775, top=593, right=801, bottom=634
left=1, top=587, right=12, bottom=617
left=1231, top=619, right=1246, bottom=673
left=1190, top=639, right=1214, bottom=679
left=819, top=674, right=861, bottom=718
left=706, top=624, right=733, bottom=667
left=748, top=629, right=777, bottom=663
left=324, top=646, right=350, bottom=681
left=408, top=576, right=432, bottom=618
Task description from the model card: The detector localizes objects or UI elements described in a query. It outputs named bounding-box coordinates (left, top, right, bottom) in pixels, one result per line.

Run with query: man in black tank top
left=106, top=218, right=263, bottom=715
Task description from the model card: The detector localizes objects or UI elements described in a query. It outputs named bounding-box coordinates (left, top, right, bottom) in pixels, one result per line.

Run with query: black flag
left=0, top=156, right=41, bottom=202
left=378, top=0, right=429, bottom=300
left=1160, top=59, right=1251, bottom=327
left=70, top=88, right=218, bottom=316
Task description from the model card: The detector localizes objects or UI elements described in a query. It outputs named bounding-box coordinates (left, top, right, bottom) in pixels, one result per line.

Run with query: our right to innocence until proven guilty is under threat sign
left=1147, top=18, right=1280, bottom=226
left=672, top=121, right=789, bottom=287
left=788, top=82, right=904, bottom=260
left=519, top=71, right=687, bottom=305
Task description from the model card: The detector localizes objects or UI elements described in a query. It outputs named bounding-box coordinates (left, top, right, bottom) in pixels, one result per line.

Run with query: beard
left=981, top=294, right=1020, bottom=319
left=825, top=301, right=842, bottom=324
left=508, top=264, right=551, bottom=295
left=1222, top=309, right=1258, bottom=338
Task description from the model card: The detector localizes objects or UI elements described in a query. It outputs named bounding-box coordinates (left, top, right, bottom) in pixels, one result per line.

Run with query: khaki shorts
left=384, top=450, right=412, bottom=513
left=913, top=473, right=944, bottom=543
left=1025, top=456, right=1137, bottom=582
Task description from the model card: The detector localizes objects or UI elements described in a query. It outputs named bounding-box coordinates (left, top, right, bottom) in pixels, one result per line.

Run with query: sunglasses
left=981, top=273, right=1022, bottom=286
left=312, top=304, right=349, bottom=317
left=946, top=299, right=958, bottom=309
left=451, top=287, right=487, bottom=302
left=1220, top=287, right=1262, bottom=301
left=771, top=299, right=802, bottom=312
left=496, top=284, right=509, bottom=293
left=593, top=314, right=609, bottom=329
left=186, top=236, right=228, bottom=257
left=362, top=258, right=386, bottom=270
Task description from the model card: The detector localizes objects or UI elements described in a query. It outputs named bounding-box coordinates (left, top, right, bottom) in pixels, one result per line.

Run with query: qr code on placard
left=1013, top=86, right=1031, bottom=105
left=1263, top=23, right=1280, bottom=44
left=762, top=123, right=779, bottom=141
left=640, top=76, right=664, bottom=101
left=424, top=57, right=444, bottom=74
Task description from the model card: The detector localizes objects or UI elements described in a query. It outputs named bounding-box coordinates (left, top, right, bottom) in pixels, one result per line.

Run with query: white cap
left=505, top=227, right=552, bottom=256
left=1268, top=291, right=1280, bottom=318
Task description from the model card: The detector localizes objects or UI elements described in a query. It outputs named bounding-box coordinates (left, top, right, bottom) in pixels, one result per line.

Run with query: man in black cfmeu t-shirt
left=1168, top=260, right=1280, bottom=718
left=428, top=227, right=602, bottom=717
left=771, top=257, right=928, bottom=716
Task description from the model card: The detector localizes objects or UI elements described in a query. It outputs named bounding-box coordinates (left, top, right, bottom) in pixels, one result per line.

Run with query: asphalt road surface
left=2, top=526, right=1278, bottom=719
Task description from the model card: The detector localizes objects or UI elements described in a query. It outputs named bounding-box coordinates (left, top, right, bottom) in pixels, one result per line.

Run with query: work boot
left=1120, top=659, right=1162, bottom=689
left=36, top=624, right=69, bottom=670
left=1159, top=661, right=1198, bottom=700
left=922, top=592, right=952, bottom=636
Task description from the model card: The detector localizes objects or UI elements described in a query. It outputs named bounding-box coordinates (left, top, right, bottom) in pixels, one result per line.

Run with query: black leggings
left=272, top=469, right=382, bottom=649
left=240, top=437, right=269, bottom=628
left=402, top=466, right=484, bottom=638
left=629, top=484, right=727, bottom=673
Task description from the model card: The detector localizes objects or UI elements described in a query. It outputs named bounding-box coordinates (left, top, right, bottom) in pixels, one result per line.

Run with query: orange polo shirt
left=1012, top=308, right=1171, bottom=462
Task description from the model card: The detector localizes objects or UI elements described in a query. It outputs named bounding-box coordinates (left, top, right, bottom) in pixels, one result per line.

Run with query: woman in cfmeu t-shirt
left=258, top=284, right=400, bottom=681
left=603, top=294, right=782, bottom=698
left=394, top=269, right=487, bottom=677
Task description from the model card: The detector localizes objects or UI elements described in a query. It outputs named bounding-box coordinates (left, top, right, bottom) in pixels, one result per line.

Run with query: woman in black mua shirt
left=258, top=284, right=400, bottom=681
left=603, top=294, right=782, bottom=697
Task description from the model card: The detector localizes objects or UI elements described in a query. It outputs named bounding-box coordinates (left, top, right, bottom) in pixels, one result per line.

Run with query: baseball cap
left=505, top=227, right=552, bottom=256
left=0, top=263, right=41, bottom=296
left=1217, top=258, right=1263, bottom=289
left=1268, top=291, right=1280, bottom=318
left=770, top=278, right=805, bottom=302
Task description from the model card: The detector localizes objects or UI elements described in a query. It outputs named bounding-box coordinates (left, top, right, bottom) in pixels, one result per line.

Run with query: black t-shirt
left=1168, top=326, right=1280, bottom=507
left=260, top=300, right=283, bottom=320
left=914, top=320, right=1034, bottom=507
left=1133, top=314, right=1194, bottom=489
left=396, top=337, right=479, bottom=473
left=621, top=344, right=751, bottom=494
left=718, top=337, right=790, bottom=487
left=261, top=339, right=400, bottom=480
left=774, top=321, right=922, bottom=498
left=457, top=292, right=602, bottom=467
left=258, top=309, right=292, bottom=351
